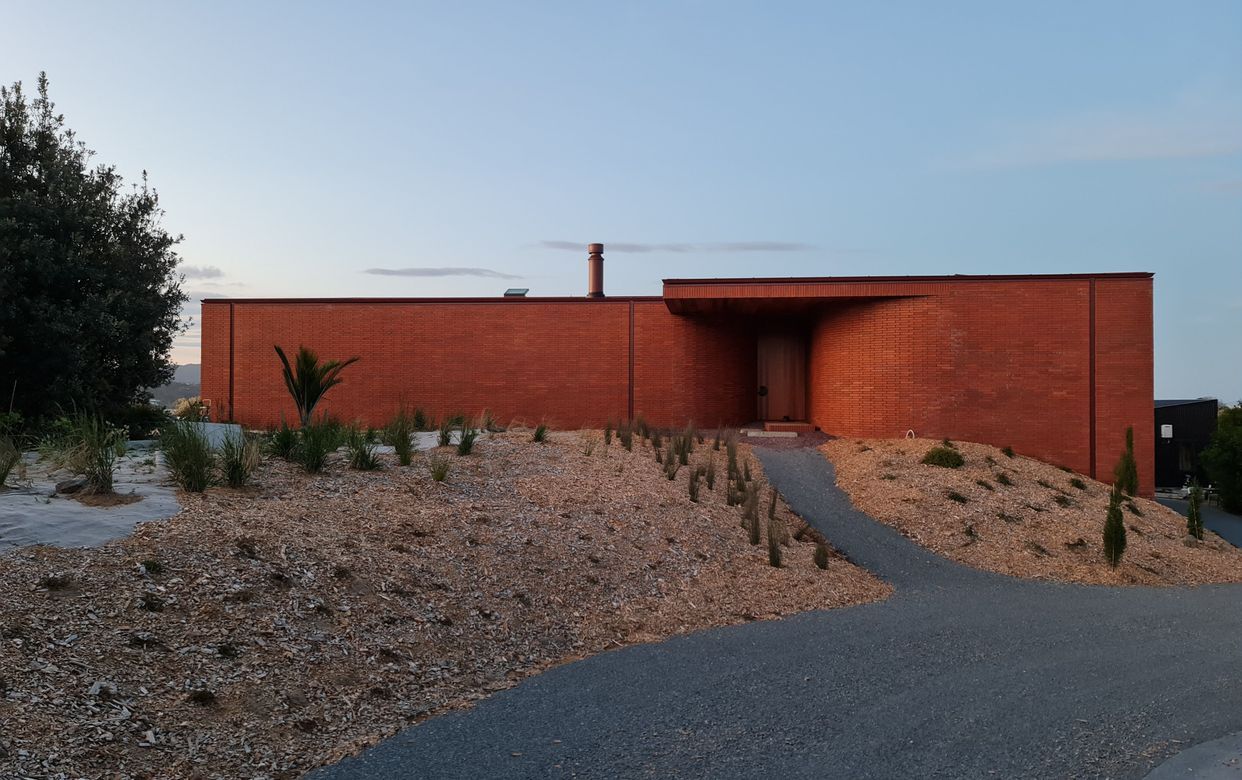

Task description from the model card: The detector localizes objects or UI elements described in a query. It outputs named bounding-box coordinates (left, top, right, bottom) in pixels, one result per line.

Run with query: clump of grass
left=139, top=592, right=165, bottom=612
left=946, top=490, right=969, bottom=504
left=975, top=479, right=994, bottom=491
left=186, top=689, right=217, bottom=706
left=220, top=433, right=261, bottom=488
left=457, top=422, right=479, bottom=455
left=0, top=435, right=19, bottom=487
left=813, top=543, right=829, bottom=570
left=140, top=559, right=164, bottom=576
left=41, top=573, right=73, bottom=590
left=1125, top=501, right=1143, bottom=516
left=997, top=511, right=1020, bottom=523
left=663, top=455, right=680, bottom=480
left=1053, top=493, right=1074, bottom=507
left=161, top=421, right=214, bottom=492
left=881, top=473, right=897, bottom=480
left=437, top=418, right=454, bottom=448
left=713, top=428, right=722, bottom=451
left=77, top=413, right=123, bottom=493
left=235, top=536, right=259, bottom=559
left=346, top=426, right=382, bottom=470
left=688, top=467, right=702, bottom=502
left=742, top=458, right=752, bottom=482
left=1037, top=478, right=1053, bottom=489
left=618, top=421, right=633, bottom=451
left=743, top=482, right=761, bottom=545
left=478, top=409, right=498, bottom=432
left=384, top=408, right=415, bottom=466
left=921, top=446, right=964, bottom=469
left=725, top=434, right=739, bottom=481
left=580, top=433, right=596, bottom=456
left=1001, top=446, right=1015, bottom=458
left=767, top=512, right=783, bottom=568
left=269, top=417, right=298, bottom=459
left=604, top=421, right=613, bottom=446
left=768, top=488, right=778, bottom=523
left=705, top=457, right=716, bottom=490
left=428, top=453, right=450, bottom=482
left=412, top=408, right=431, bottom=430
left=650, top=428, right=663, bottom=450
left=984, top=455, right=997, bottom=466
left=1069, top=477, right=1087, bottom=491
left=532, top=423, right=548, bottom=443
left=941, top=438, right=957, bottom=450
left=995, top=472, right=1014, bottom=486
left=634, top=415, right=649, bottom=441
left=297, top=422, right=339, bottom=473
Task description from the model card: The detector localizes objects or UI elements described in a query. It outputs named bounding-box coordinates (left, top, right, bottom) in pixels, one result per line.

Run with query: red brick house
left=200, top=244, right=1154, bottom=493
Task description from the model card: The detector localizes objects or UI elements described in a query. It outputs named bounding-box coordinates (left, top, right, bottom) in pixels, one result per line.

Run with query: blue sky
left=4, top=1, right=1240, bottom=401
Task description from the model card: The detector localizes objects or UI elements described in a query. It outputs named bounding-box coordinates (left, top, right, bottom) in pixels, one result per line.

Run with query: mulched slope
left=822, top=437, right=1242, bottom=586
left=0, top=431, right=888, bottom=779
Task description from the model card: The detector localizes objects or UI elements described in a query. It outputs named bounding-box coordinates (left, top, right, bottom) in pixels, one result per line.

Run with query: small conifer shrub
left=1188, top=482, right=1205, bottom=540
left=921, top=446, right=964, bottom=469
left=1103, top=482, right=1127, bottom=566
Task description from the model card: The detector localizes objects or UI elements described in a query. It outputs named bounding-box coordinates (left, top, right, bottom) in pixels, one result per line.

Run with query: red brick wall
left=202, top=276, right=1154, bottom=494
left=805, top=279, right=1153, bottom=494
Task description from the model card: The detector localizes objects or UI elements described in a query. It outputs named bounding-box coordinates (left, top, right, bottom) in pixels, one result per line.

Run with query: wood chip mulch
left=0, top=431, right=888, bottom=779
left=823, top=437, right=1242, bottom=586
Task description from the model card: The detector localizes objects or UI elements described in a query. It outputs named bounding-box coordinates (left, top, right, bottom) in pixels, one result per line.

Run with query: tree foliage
left=274, top=345, right=359, bottom=427
left=1, top=74, right=185, bottom=423
left=1202, top=404, right=1242, bottom=514
left=1103, top=482, right=1127, bottom=567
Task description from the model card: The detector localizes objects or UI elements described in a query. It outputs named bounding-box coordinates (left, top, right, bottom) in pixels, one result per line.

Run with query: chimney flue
left=586, top=243, right=604, bottom=298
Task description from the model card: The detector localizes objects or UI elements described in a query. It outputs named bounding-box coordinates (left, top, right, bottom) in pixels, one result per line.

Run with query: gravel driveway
left=312, top=447, right=1242, bottom=779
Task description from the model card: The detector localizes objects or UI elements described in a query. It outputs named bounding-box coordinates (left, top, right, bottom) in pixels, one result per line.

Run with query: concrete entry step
left=742, top=429, right=799, bottom=438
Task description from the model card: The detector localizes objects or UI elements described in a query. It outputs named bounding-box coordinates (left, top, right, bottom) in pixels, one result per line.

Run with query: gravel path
left=313, top=448, right=1242, bottom=779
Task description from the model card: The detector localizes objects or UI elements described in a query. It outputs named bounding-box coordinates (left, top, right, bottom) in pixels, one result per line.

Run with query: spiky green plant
left=219, top=432, right=261, bottom=488
left=726, top=434, right=739, bottom=481
left=457, top=422, right=479, bottom=455
left=385, top=408, right=415, bottom=466
left=273, top=345, right=359, bottom=428
left=604, top=421, right=613, bottom=446
left=813, top=543, right=829, bottom=570
left=745, top=483, right=761, bottom=545
left=532, top=423, right=548, bottom=443
left=651, top=428, right=663, bottom=450
left=664, top=455, right=680, bottom=480
left=618, top=422, right=633, bottom=451
left=161, top=421, right=214, bottom=492
left=428, top=453, right=450, bottom=482
left=269, top=416, right=298, bottom=459
left=346, top=426, right=382, bottom=470
left=1188, top=482, right=1204, bottom=540
left=438, top=418, right=454, bottom=447
left=688, top=466, right=702, bottom=502
left=412, top=408, right=431, bottom=430
left=743, top=458, right=752, bottom=482
left=705, top=456, right=716, bottom=490
left=1103, top=482, right=1127, bottom=567
left=767, top=512, right=782, bottom=567
left=713, top=428, right=721, bottom=451
left=297, top=422, right=339, bottom=473
left=768, top=488, right=778, bottom=523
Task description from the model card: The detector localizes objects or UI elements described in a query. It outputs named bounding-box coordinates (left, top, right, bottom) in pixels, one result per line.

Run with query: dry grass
left=823, top=437, right=1242, bottom=586
left=0, top=431, right=887, bottom=779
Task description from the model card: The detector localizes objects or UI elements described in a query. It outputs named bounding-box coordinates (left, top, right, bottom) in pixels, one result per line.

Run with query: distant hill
left=148, top=363, right=200, bottom=407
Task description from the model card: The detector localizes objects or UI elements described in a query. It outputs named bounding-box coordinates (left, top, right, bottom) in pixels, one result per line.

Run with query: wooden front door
left=757, top=332, right=806, bottom=421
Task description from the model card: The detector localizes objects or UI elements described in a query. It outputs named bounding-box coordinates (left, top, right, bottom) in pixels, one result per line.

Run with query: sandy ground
left=0, top=430, right=887, bottom=779
left=822, top=437, right=1242, bottom=586
left=0, top=446, right=181, bottom=552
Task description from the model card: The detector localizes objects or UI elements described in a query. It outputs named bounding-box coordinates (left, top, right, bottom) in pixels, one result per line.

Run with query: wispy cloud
left=956, top=94, right=1242, bottom=169
left=537, top=240, right=817, bottom=253
left=181, top=264, right=225, bottom=278
left=364, top=267, right=523, bottom=279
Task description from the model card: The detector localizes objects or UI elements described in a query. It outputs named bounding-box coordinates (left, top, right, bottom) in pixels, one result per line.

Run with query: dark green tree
left=1202, top=404, right=1242, bottom=514
left=1113, top=426, right=1139, bottom=497
left=1187, top=481, right=1204, bottom=540
left=1103, top=482, right=1127, bottom=567
left=0, top=74, right=185, bottom=422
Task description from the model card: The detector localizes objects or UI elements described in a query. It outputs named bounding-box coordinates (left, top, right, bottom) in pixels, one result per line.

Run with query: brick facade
left=200, top=273, right=1154, bottom=494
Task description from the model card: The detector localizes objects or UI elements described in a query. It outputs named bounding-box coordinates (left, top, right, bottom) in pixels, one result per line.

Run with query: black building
left=1154, top=398, right=1218, bottom=490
